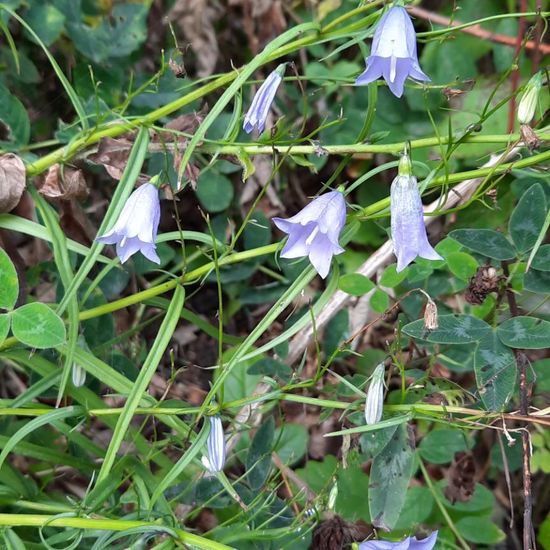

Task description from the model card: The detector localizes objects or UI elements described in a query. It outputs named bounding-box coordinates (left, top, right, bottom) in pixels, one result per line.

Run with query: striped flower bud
left=364, top=363, right=385, bottom=425
left=243, top=64, right=286, bottom=134
left=517, top=72, right=542, bottom=125
left=203, top=416, right=226, bottom=473
left=71, top=364, right=86, bottom=387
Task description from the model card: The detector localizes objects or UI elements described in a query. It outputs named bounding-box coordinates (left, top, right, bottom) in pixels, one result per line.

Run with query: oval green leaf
left=338, top=273, right=375, bottom=296
left=0, top=248, right=19, bottom=310
left=509, top=183, right=547, bottom=253
left=446, top=251, right=478, bottom=280
left=196, top=171, right=234, bottom=213
left=0, top=314, right=10, bottom=346
left=449, top=229, right=515, bottom=260
left=11, top=303, right=66, bottom=348
left=402, top=314, right=491, bottom=344
left=474, top=331, right=516, bottom=411
left=497, top=316, right=550, bottom=349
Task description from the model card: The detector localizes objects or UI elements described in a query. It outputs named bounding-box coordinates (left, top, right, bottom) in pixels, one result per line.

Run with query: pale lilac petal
left=409, top=532, right=438, bottom=550
left=116, top=238, right=142, bottom=264
left=381, top=57, right=411, bottom=98
left=355, top=56, right=384, bottom=86
left=280, top=223, right=314, bottom=259
left=359, top=532, right=438, bottom=550
left=410, top=62, right=431, bottom=82
left=308, top=234, right=334, bottom=279
left=96, top=183, right=161, bottom=264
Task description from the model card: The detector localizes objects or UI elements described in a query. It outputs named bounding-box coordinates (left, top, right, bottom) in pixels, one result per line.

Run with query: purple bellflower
left=273, top=190, right=346, bottom=279
left=243, top=64, right=286, bottom=134
left=355, top=6, right=429, bottom=98
left=358, top=532, right=438, bottom=550
left=202, top=416, right=226, bottom=474
left=96, top=182, right=161, bottom=265
left=390, top=154, right=442, bottom=272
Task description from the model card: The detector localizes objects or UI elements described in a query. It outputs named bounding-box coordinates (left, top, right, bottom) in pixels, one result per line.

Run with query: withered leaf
left=88, top=136, right=136, bottom=180
left=39, top=164, right=89, bottom=200
left=0, top=153, right=26, bottom=213
left=444, top=451, right=476, bottom=504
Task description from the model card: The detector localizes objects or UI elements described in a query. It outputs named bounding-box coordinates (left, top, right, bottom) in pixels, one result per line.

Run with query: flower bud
left=517, top=72, right=542, bottom=125
left=71, top=363, right=86, bottom=387
left=203, top=416, right=226, bottom=473
left=364, top=363, right=385, bottom=425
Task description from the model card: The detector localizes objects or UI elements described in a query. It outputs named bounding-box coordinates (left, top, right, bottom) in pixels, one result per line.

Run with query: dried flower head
left=423, top=298, right=439, bottom=330
left=273, top=190, right=346, bottom=278
left=355, top=6, right=430, bottom=98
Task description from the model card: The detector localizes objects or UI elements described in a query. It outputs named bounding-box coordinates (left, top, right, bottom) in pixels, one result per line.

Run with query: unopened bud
left=364, top=363, right=385, bottom=425
left=517, top=72, right=542, bottom=125
left=202, top=416, right=226, bottom=473
left=71, top=364, right=86, bottom=387
left=424, top=298, right=439, bottom=330
left=398, top=149, right=412, bottom=177
left=328, top=480, right=338, bottom=510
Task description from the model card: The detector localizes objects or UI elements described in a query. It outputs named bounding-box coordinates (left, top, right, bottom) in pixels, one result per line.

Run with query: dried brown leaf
left=88, top=136, right=135, bottom=181
left=0, top=153, right=26, bottom=213
left=444, top=451, right=476, bottom=504
left=169, top=0, right=222, bottom=77
left=39, top=164, right=89, bottom=200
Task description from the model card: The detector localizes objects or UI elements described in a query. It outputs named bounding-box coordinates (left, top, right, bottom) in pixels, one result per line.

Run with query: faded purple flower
left=359, top=532, right=438, bottom=550
left=391, top=157, right=442, bottom=272
left=355, top=6, right=430, bottom=98
left=273, top=191, right=346, bottom=279
left=243, top=64, right=286, bottom=134
left=203, top=416, right=226, bottom=473
left=96, top=183, right=161, bottom=264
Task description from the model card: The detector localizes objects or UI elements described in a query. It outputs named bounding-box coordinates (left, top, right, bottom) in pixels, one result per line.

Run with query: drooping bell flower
left=243, top=64, right=286, bottom=134
left=355, top=6, right=430, bottom=98
left=358, top=531, right=438, bottom=550
left=202, top=416, right=226, bottom=473
left=96, top=182, right=161, bottom=264
left=390, top=153, right=442, bottom=272
left=272, top=190, right=346, bottom=278
left=364, top=363, right=385, bottom=425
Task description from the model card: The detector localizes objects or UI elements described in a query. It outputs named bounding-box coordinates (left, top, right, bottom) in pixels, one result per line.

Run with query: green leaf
left=509, top=183, right=547, bottom=253
left=25, top=2, right=65, bottom=46
left=66, top=4, right=148, bottom=63
left=446, top=251, right=478, bottom=280
left=370, top=289, right=390, bottom=313
left=438, top=480, right=495, bottom=512
left=369, top=423, right=414, bottom=531
left=360, top=425, right=398, bottom=460
left=243, top=211, right=271, bottom=250
left=247, top=357, right=292, bottom=381
left=0, top=314, right=10, bottom=346
left=335, top=463, right=371, bottom=523
left=474, top=332, right=516, bottom=411
left=11, top=303, right=66, bottom=348
left=378, top=263, right=407, bottom=287
left=497, top=316, right=550, bottom=349
left=274, top=423, right=308, bottom=466
left=196, top=171, right=234, bottom=213
left=402, top=314, right=491, bottom=344
left=0, top=248, right=18, bottom=310
left=0, top=82, right=30, bottom=145
left=419, top=429, right=470, bottom=464
left=531, top=245, right=550, bottom=271
left=455, top=517, right=506, bottom=545
left=524, top=269, right=550, bottom=294
left=246, top=416, right=274, bottom=491
left=393, top=486, right=434, bottom=530
left=449, top=229, right=516, bottom=260
left=338, top=273, right=375, bottom=296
